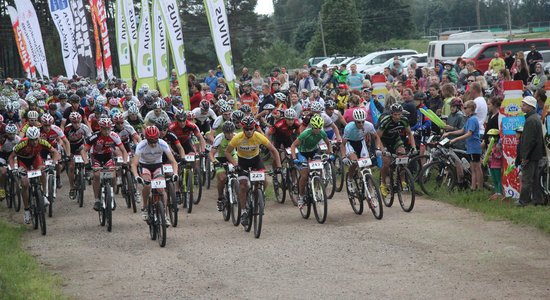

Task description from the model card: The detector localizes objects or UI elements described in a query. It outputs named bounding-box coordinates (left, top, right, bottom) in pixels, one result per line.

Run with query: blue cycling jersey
left=343, top=121, right=376, bottom=141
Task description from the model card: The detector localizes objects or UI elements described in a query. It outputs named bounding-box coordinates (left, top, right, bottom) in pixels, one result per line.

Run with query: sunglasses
left=244, top=127, right=255, bottom=132
left=147, top=139, right=158, bottom=144
left=467, top=80, right=475, bottom=82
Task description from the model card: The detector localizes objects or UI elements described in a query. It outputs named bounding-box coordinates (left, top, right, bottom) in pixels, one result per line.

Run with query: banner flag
left=158, top=0, right=190, bottom=110
left=153, top=0, right=170, bottom=96
left=115, top=0, right=132, bottom=87
left=15, top=0, right=49, bottom=78
left=7, top=6, right=34, bottom=77
left=89, top=1, right=104, bottom=81
left=70, top=0, right=94, bottom=78
left=371, top=74, right=388, bottom=106
left=48, top=0, right=78, bottom=78
left=135, top=0, right=156, bottom=90
left=93, top=0, right=114, bottom=79
left=204, top=0, right=237, bottom=99
left=122, top=0, right=139, bottom=72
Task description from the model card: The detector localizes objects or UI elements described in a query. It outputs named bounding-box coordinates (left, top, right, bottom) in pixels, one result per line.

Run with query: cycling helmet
left=231, top=110, right=244, bottom=122
left=41, top=113, right=54, bottom=125
left=128, top=105, right=140, bottom=116
left=175, top=109, right=187, bottom=121
left=112, top=113, right=125, bottom=124
left=310, top=114, right=324, bottom=129
left=200, top=100, right=210, bottom=110
left=69, top=94, right=80, bottom=103
left=263, top=104, right=275, bottom=110
left=27, top=110, right=39, bottom=120
left=186, top=111, right=195, bottom=120
left=155, top=117, right=170, bottom=130
left=76, top=88, right=87, bottom=97
left=311, top=101, right=324, bottom=113
left=5, top=103, right=15, bottom=113
left=222, top=121, right=236, bottom=133
left=124, top=88, right=133, bottom=96
left=325, top=99, right=336, bottom=109
left=241, top=115, right=256, bottom=129
left=219, top=104, right=232, bottom=114
left=390, top=103, right=403, bottom=113
left=94, top=103, right=105, bottom=113
left=487, top=129, right=500, bottom=136
left=240, top=104, right=251, bottom=114
left=218, top=94, right=228, bottom=101
left=217, top=99, right=227, bottom=108
left=157, top=99, right=167, bottom=109
left=5, top=123, right=18, bottom=134
left=149, top=89, right=159, bottom=98
left=108, top=97, right=120, bottom=107
left=110, top=108, right=121, bottom=117
left=48, top=103, right=57, bottom=111
left=284, top=109, right=297, bottom=119
left=26, top=126, right=40, bottom=139
left=58, top=93, right=68, bottom=100
left=37, top=100, right=46, bottom=109
left=302, top=100, right=311, bottom=111
left=353, top=109, right=366, bottom=122
left=274, top=92, right=286, bottom=101
left=144, top=125, right=160, bottom=139
left=144, top=95, right=155, bottom=106
left=69, top=112, right=82, bottom=122
left=141, top=84, right=150, bottom=93
left=98, top=117, right=112, bottom=128
left=58, top=85, right=67, bottom=93
left=26, top=95, right=37, bottom=104
left=17, top=84, right=25, bottom=91
left=52, top=88, right=60, bottom=96
left=11, top=101, right=20, bottom=111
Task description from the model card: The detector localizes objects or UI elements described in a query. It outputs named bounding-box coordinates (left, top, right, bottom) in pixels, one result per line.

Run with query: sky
left=255, top=0, right=274, bottom=15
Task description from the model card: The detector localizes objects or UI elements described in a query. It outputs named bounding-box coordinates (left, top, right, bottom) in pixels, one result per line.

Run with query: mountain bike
left=346, top=157, right=383, bottom=219
left=44, top=158, right=57, bottom=218
left=222, top=163, right=241, bottom=226
left=24, top=167, right=49, bottom=235
left=318, top=141, right=337, bottom=199
left=240, top=168, right=271, bottom=238
left=144, top=177, right=167, bottom=248
left=4, top=163, right=21, bottom=212
left=94, top=164, right=119, bottom=232
left=295, top=154, right=329, bottom=224
left=72, top=155, right=86, bottom=208
left=117, top=155, right=137, bottom=213
left=382, top=152, right=416, bottom=212
left=180, top=153, right=198, bottom=213
left=163, top=164, right=179, bottom=227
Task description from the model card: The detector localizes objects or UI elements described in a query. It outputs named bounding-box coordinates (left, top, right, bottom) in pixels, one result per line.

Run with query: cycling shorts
left=18, top=156, right=43, bottom=171
left=214, top=157, right=228, bottom=175
left=182, top=139, right=195, bottom=154
left=237, top=155, right=264, bottom=180
left=345, top=140, right=369, bottom=158
left=468, top=154, right=481, bottom=162
left=91, top=153, right=115, bottom=168
left=274, top=137, right=293, bottom=150
left=382, top=138, right=405, bottom=154
left=295, top=150, right=318, bottom=170
left=138, top=163, right=164, bottom=179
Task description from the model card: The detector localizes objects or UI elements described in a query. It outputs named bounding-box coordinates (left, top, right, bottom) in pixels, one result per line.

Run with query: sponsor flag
left=48, top=0, right=78, bottom=78
left=115, top=0, right=132, bottom=87
left=93, top=0, right=114, bottom=79
left=152, top=0, right=170, bottom=96
left=371, top=74, right=388, bottom=106
left=15, top=0, right=49, bottom=78
left=89, top=1, right=105, bottom=81
left=135, top=0, right=156, bottom=90
left=204, top=0, right=237, bottom=99
left=6, top=6, right=34, bottom=77
left=158, top=0, right=190, bottom=110
left=70, top=0, right=94, bottom=78
left=369, top=98, right=381, bottom=125
left=122, top=0, right=139, bottom=72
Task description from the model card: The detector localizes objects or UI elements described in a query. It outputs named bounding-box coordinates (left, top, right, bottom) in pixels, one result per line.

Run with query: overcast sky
left=255, top=0, right=274, bottom=15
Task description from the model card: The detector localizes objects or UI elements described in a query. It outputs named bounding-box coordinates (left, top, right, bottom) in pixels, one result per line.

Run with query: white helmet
left=96, top=95, right=107, bottom=106
left=26, top=126, right=40, bottom=139
left=353, top=109, right=366, bottom=122
left=311, top=101, right=324, bottom=113
left=27, top=110, right=40, bottom=120
left=284, top=109, right=297, bottom=119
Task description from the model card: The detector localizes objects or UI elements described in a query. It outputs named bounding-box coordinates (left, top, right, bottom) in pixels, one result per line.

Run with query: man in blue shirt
left=346, top=64, right=364, bottom=91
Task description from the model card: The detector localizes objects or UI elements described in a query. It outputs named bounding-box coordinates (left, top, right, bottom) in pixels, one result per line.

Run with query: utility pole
left=319, top=12, right=327, bottom=57
left=507, top=0, right=513, bottom=39
left=476, top=0, right=481, bottom=30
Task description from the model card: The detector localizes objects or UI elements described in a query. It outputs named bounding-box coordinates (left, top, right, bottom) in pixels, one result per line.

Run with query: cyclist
left=123, top=105, right=144, bottom=134
left=224, top=116, right=281, bottom=226
left=265, top=108, right=301, bottom=151
left=8, top=127, right=60, bottom=224
left=207, top=104, right=233, bottom=142
left=131, top=126, right=179, bottom=224
left=191, top=100, right=217, bottom=134
left=377, top=103, right=416, bottom=197
left=61, top=94, right=88, bottom=129
left=19, top=110, right=41, bottom=138
left=308, top=101, right=342, bottom=142
left=210, top=121, right=238, bottom=211
left=290, top=114, right=334, bottom=208
left=82, top=118, right=129, bottom=211
left=168, top=110, right=206, bottom=155
left=3, top=103, right=21, bottom=127
left=0, top=123, right=21, bottom=199
left=64, top=112, right=92, bottom=198
left=324, top=99, right=347, bottom=128
left=144, top=100, right=170, bottom=127
left=39, top=113, right=71, bottom=188
left=341, top=109, right=382, bottom=195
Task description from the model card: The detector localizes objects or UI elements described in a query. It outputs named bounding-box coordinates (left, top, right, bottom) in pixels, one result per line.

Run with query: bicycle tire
left=418, top=161, right=456, bottom=196
left=99, top=185, right=106, bottom=227
left=383, top=171, right=395, bottom=208
left=199, top=156, right=206, bottom=187
left=14, top=178, right=21, bottom=212
left=205, top=156, right=212, bottom=190
left=148, top=202, right=156, bottom=241
left=122, top=169, right=131, bottom=208
left=229, top=179, right=240, bottom=226
left=222, top=192, right=231, bottom=222
left=37, top=188, right=46, bottom=235
left=273, top=170, right=286, bottom=204
left=244, top=190, right=253, bottom=232
left=312, top=176, right=328, bottom=224
left=167, top=182, right=178, bottom=227
left=408, top=154, right=430, bottom=181
left=31, top=187, right=38, bottom=230
left=76, top=167, right=85, bottom=208
left=287, top=167, right=299, bottom=205
left=186, top=169, right=193, bottom=213
left=346, top=172, right=363, bottom=215
left=253, top=189, right=264, bottom=239
left=334, top=155, right=345, bottom=192
left=324, top=161, right=337, bottom=199
left=126, top=170, right=137, bottom=213
left=193, top=166, right=202, bottom=205
left=397, top=167, right=416, bottom=213
left=47, top=174, right=55, bottom=218
left=156, top=200, right=167, bottom=247
left=6, top=176, right=13, bottom=209
left=105, top=184, right=113, bottom=232
left=365, top=173, right=383, bottom=220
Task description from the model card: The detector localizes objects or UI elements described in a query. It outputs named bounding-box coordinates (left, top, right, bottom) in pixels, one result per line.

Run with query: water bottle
left=461, top=157, right=470, bottom=170
left=375, top=150, right=383, bottom=168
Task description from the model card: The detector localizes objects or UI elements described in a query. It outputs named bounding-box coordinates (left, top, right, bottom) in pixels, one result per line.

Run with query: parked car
left=307, top=57, right=327, bottom=68
left=362, top=54, right=427, bottom=76
left=427, top=38, right=505, bottom=67
left=354, top=49, right=418, bottom=73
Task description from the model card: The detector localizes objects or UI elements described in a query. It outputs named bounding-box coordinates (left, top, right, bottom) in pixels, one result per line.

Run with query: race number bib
left=309, top=160, right=323, bottom=170
left=27, top=169, right=42, bottom=178
left=396, top=157, right=409, bottom=165
left=74, top=155, right=84, bottom=163
left=151, top=178, right=166, bottom=189
left=358, top=158, right=372, bottom=168
left=184, top=154, right=195, bottom=162
left=250, top=170, right=265, bottom=182
left=162, top=164, right=174, bottom=173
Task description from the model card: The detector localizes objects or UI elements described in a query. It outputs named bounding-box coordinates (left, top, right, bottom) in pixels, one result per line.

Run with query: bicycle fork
left=45, top=172, right=57, bottom=200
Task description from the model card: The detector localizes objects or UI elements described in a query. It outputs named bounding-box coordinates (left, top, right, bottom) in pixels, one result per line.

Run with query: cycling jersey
left=343, top=121, right=375, bottom=142
left=123, top=112, right=144, bottom=132
left=378, top=115, right=409, bottom=142
left=144, top=110, right=170, bottom=126
left=168, top=120, right=200, bottom=144
left=62, top=107, right=86, bottom=124
left=20, top=122, right=42, bottom=135
left=135, top=139, right=171, bottom=165
left=213, top=132, right=236, bottom=159
left=13, top=137, right=52, bottom=159
left=211, top=115, right=230, bottom=134
left=191, top=107, right=217, bottom=123
left=269, top=119, right=301, bottom=140
left=64, top=124, right=91, bottom=145
left=161, top=132, right=181, bottom=162
left=229, top=131, right=270, bottom=159
left=297, top=128, right=327, bottom=153
left=40, top=125, right=65, bottom=148
left=327, top=110, right=342, bottom=124
left=3, top=112, right=21, bottom=125
left=113, top=122, right=138, bottom=148
left=85, top=131, right=123, bottom=155
left=0, top=135, right=21, bottom=154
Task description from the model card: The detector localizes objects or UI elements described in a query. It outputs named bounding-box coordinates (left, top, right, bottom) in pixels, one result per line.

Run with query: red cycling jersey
left=168, top=120, right=200, bottom=144
left=40, top=125, right=65, bottom=148
left=88, top=113, right=101, bottom=132
left=85, top=131, right=123, bottom=155
left=269, top=119, right=301, bottom=140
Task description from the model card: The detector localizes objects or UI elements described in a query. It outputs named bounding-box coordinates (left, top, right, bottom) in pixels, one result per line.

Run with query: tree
left=358, top=0, right=415, bottom=42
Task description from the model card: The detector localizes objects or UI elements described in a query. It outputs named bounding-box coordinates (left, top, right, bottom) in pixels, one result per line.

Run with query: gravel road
left=3, top=177, right=549, bottom=299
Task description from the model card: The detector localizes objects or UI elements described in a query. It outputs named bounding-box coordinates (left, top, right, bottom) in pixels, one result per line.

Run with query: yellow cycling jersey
left=229, top=131, right=270, bottom=159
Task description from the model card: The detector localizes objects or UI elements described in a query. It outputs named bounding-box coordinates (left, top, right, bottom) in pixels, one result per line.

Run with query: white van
left=354, top=49, right=418, bottom=73
left=427, top=38, right=506, bottom=67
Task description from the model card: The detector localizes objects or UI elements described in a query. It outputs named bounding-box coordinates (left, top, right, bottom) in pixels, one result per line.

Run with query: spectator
left=488, top=52, right=505, bottom=74
left=189, top=83, right=202, bottom=110
left=518, top=96, right=546, bottom=206
left=527, top=62, right=547, bottom=93
left=251, top=70, right=264, bottom=91
left=205, top=70, right=218, bottom=92
left=279, top=67, right=289, bottom=91
left=239, top=67, right=252, bottom=84
left=440, top=83, right=456, bottom=117
left=466, top=61, right=481, bottom=77
left=298, top=69, right=315, bottom=92
left=444, top=98, right=466, bottom=150
left=535, top=89, right=547, bottom=117
left=487, top=129, right=503, bottom=200
left=258, top=83, right=275, bottom=113
left=346, top=64, right=364, bottom=91
left=215, top=65, right=224, bottom=78
left=526, top=43, right=543, bottom=74
left=470, top=82, right=488, bottom=136
left=334, top=64, right=349, bottom=83
left=483, top=96, right=502, bottom=147
left=512, top=57, right=530, bottom=85
left=426, top=83, right=443, bottom=113
left=442, top=61, right=458, bottom=83
left=504, top=51, right=515, bottom=70
left=383, top=67, right=394, bottom=83
left=288, top=92, right=302, bottom=117
left=402, top=89, right=417, bottom=126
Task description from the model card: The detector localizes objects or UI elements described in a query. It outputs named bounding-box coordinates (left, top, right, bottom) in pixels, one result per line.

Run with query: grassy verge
left=425, top=190, right=550, bottom=234
left=0, top=219, right=66, bottom=299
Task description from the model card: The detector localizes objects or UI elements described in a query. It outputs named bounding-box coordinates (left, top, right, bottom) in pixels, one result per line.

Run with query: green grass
left=426, top=190, right=550, bottom=234
left=0, top=220, right=66, bottom=300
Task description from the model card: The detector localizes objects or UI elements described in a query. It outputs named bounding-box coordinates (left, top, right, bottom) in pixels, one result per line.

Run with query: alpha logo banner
left=136, top=0, right=155, bottom=89
left=153, top=0, right=169, bottom=96
left=115, top=0, right=132, bottom=88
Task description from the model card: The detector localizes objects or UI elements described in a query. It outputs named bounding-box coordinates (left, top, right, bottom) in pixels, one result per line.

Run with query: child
left=486, top=129, right=503, bottom=200
left=443, top=101, right=483, bottom=190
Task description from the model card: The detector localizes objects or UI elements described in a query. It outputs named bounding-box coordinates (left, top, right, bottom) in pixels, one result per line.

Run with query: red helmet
left=144, top=125, right=160, bottom=139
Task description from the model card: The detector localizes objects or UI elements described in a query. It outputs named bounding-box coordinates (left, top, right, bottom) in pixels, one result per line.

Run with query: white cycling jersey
left=191, top=107, right=217, bottom=123
left=135, top=139, right=171, bottom=164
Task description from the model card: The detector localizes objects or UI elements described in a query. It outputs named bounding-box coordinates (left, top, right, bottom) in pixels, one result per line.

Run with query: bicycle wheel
left=14, top=178, right=21, bottom=212
left=397, top=167, right=416, bottom=213
left=105, top=184, right=113, bottom=232
left=47, top=174, right=55, bottom=218
left=312, top=176, right=328, bottom=224
left=6, top=176, right=13, bottom=209
left=186, top=169, right=194, bottom=213
left=324, top=161, right=337, bottom=199
left=126, top=170, right=137, bottom=213
left=253, top=189, right=264, bottom=239
left=205, top=156, right=212, bottom=190
left=229, top=179, right=241, bottom=226
left=156, top=200, right=167, bottom=247
left=222, top=191, right=231, bottom=222
left=166, top=182, right=178, bottom=227
left=408, top=154, right=430, bottom=181
left=334, top=155, right=345, bottom=192
left=31, top=187, right=38, bottom=230
left=122, top=170, right=131, bottom=208
left=148, top=202, right=156, bottom=241
left=199, top=156, right=206, bottom=187
left=273, top=169, right=286, bottom=204
left=99, top=186, right=106, bottom=227
left=346, top=172, right=363, bottom=215
left=37, top=188, right=46, bottom=235
left=287, top=167, right=299, bottom=205
left=418, top=161, right=456, bottom=196
left=244, top=190, right=253, bottom=232
left=365, top=173, right=383, bottom=220
left=193, top=166, right=202, bottom=205
left=383, top=171, right=394, bottom=208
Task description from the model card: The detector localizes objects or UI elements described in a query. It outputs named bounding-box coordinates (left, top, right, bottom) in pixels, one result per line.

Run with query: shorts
left=0, top=152, right=10, bottom=165
left=382, top=138, right=405, bottom=154
left=325, top=128, right=334, bottom=140
left=91, top=153, right=115, bottom=168
left=295, top=150, right=318, bottom=170
left=18, top=156, right=42, bottom=170
left=215, top=157, right=228, bottom=174
left=138, top=163, right=164, bottom=179
left=182, top=139, right=195, bottom=154
left=70, top=143, right=84, bottom=156
left=196, top=120, right=211, bottom=134
left=237, top=155, right=264, bottom=180
left=274, top=138, right=293, bottom=150
left=468, top=154, right=481, bottom=162
left=345, top=140, right=369, bottom=158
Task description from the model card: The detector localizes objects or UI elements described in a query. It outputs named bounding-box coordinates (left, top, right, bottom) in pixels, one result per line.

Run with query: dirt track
left=3, top=178, right=549, bottom=299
